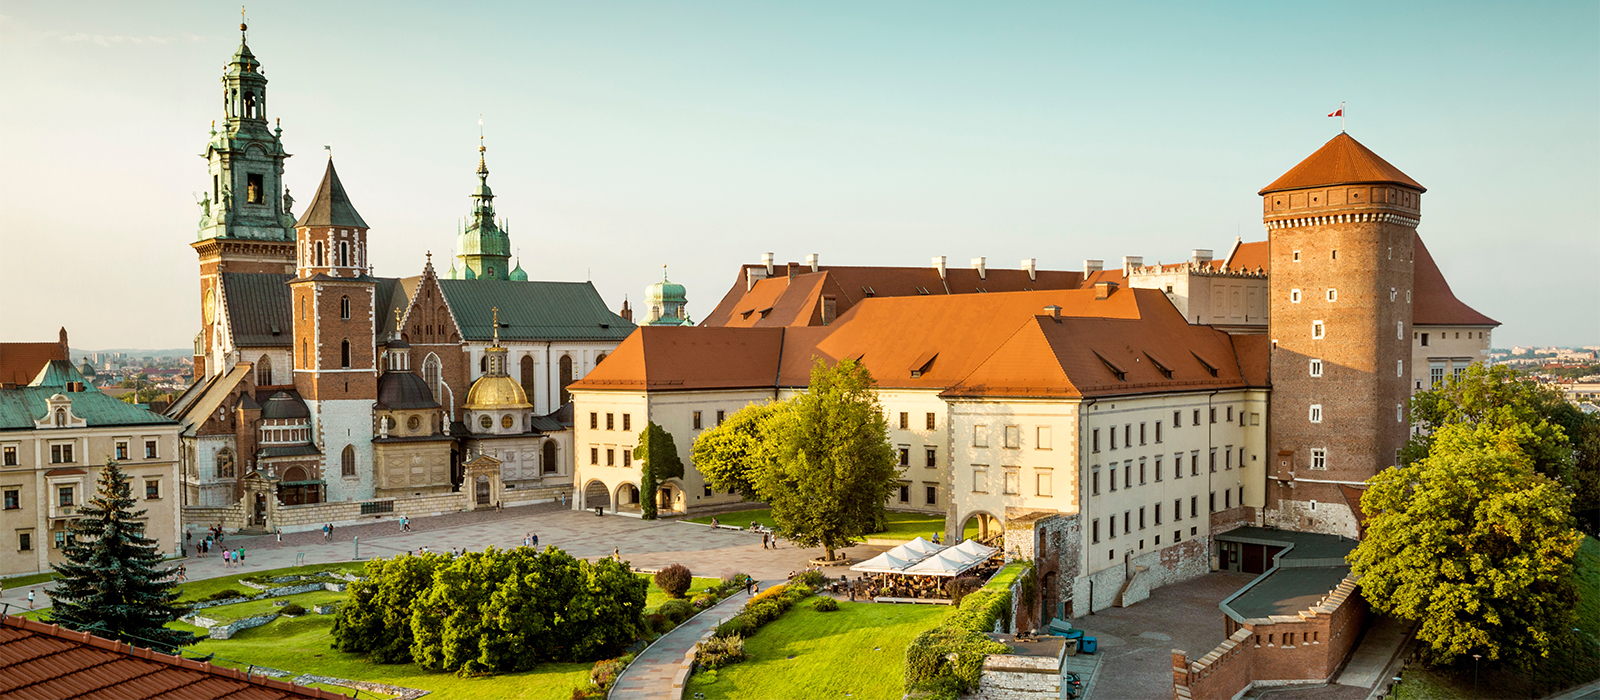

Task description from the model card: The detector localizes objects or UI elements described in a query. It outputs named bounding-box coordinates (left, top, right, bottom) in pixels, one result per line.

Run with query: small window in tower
left=338, top=241, right=350, bottom=267
left=1290, top=289, right=1301, bottom=303
left=247, top=173, right=263, bottom=204
left=314, top=241, right=325, bottom=267
left=1310, top=359, right=1323, bottom=377
left=1309, top=405, right=1322, bottom=423
left=340, top=339, right=351, bottom=368
left=1326, top=289, right=1337, bottom=302
left=341, top=296, right=350, bottom=320
left=1312, top=320, right=1325, bottom=339
left=1292, top=250, right=1301, bottom=262
left=1331, top=249, right=1338, bottom=259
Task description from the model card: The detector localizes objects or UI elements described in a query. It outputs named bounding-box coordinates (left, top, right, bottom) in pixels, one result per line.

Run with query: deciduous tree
left=691, top=401, right=781, bottom=501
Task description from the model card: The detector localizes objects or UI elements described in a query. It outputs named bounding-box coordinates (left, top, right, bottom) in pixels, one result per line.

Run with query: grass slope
left=686, top=601, right=948, bottom=700
left=687, top=507, right=951, bottom=542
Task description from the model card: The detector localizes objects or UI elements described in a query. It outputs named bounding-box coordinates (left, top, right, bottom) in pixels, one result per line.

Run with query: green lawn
left=177, top=562, right=367, bottom=603
left=644, top=575, right=722, bottom=610
left=688, top=507, right=950, bottom=542
left=0, top=571, right=57, bottom=588
left=686, top=600, right=948, bottom=700
left=190, top=589, right=348, bottom=622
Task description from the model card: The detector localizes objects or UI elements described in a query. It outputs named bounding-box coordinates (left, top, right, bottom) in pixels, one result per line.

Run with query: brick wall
left=1173, top=628, right=1254, bottom=700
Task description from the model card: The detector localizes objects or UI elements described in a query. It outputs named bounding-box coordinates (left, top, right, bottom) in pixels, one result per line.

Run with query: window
left=1331, top=249, right=1338, bottom=259
left=51, top=444, right=73, bottom=464
left=1292, top=250, right=1301, bottom=262
left=1036, top=471, right=1052, bottom=497
left=590, top=412, right=599, bottom=430
left=1226, top=407, right=1233, bottom=422
left=145, top=480, right=160, bottom=499
left=623, top=413, right=633, bottom=431
left=501, top=415, right=514, bottom=429
left=1430, top=361, right=1445, bottom=387
left=926, top=447, right=937, bottom=468
left=606, top=413, right=615, bottom=430
left=1209, top=408, right=1216, bottom=424
left=590, top=447, right=599, bottom=465
left=340, top=339, right=351, bottom=369
left=973, top=425, right=989, bottom=448
left=1003, top=470, right=1020, bottom=495
left=1139, top=458, right=1147, bottom=484
left=1125, top=460, right=1133, bottom=489
left=1397, top=360, right=1404, bottom=377
left=1311, top=448, right=1327, bottom=470
left=1191, top=450, right=1200, bottom=476
left=1290, top=289, right=1301, bottom=303
left=341, top=445, right=356, bottom=477
left=1123, top=511, right=1130, bottom=534
left=1109, top=516, right=1116, bottom=538
left=341, top=295, right=351, bottom=320
left=899, top=412, right=909, bottom=430
left=1004, top=425, right=1020, bottom=449
left=1209, top=448, right=1217, bottom=472
left=1124, top=424, right=1132, bottom=446
left=1154, top=421, right=1162, bottom=443
left=1174, top=453, right=1183, bottom=479
left=972, top=468, right=988, bottom=493
left=1225, top=489, right=1232, bottom=510
left=1190, top=495, right=1198, bottom=518
left=1397, top=403, right=1404, bottom=423
left=480, top=415, right=492, bottom=429
left=606, top=448, right=615, bottom=466
left=1225, top=445, right=1233, bottom=470
left=926, top=412, right=936, bottom=430
left=1312, top=320, right=1325, bottom=339
left=543, top=441, right=558, bottom=474
left=1174, top=499, right=1182, bottom=521
left=55, top=532, right=66, bottom=549
left=899, top=447, right=910, bottom=467
left=1209, top=492, right=1216, bottom=513
left=58, top=486, right=74, bottom=507
left=1421, top=332, right=1429, bottom=347
left=314, top=241, right=325, bottom=267
left=1326, top=289, right=1337, bottom=302
left=1092, top=468, right=1100, bottom=495
left=1193, top=409, right=1200, bottom=425
left=899, top=484, right=911, bottom=503
left=693, top=411, right=702, bottom=429
left=1309, top=405, right=1322, bottom=423
left=1154, top=455, right=1163, bottom=481
left=1139, top=422, right=1147, bottom=445
left=1037, top=426, right=1052, bottom=450
left=18, top=532, right=30, bottom=551
left=926, top=485, right=937, bottom=505
left=144, top=440, right=157, bottom=459
left=1139, top=507, right=1146, bottom=530
left=1155, top=503, right=1162, bottom=525
left=1407, top=290, right=1412, bottom=303
left=1092, top=428, right=1100, bottom=453
left=716, top=410, right=726, bottom=425
left=1092, top=519, right=1101, bottom=544
left=1109, top=465, right=1117, bottom=491
left=247, top=172, right=263, bottom=203
left=115, top=440, right=129, bottom=461
left=1, top=446, right=13, bottom=466
left=338, top=241, right=350, bottom=267
left=3, top=490, right=17, bottom=509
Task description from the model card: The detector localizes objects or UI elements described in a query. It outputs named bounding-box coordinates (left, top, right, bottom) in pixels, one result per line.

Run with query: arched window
left=341, top=445, right=356, bottom=477
left=480, top=355, right=488, bottom=374
left=338, top=241, right=350, bottom=267
left=558, top=355, right=574, bottom=406
left=215, top=448, right=235, bottom=478
left=542, top=441, right=557, bottom=474
left=257, top=355, right=272, bottom=386
left=341, top=296, right=351, bottom=320
left=520, top=355, right=536, bottom=402
left=340, top=339, right=351, bottom=369
left=314, top=241, right=325, bottom=267
left=301, top=339, right=308, bottom=368
left=54, top=408, right=66, bottom=427
left=423, top=354, right=442, bottom=403
left=596, top=353, right=608, bottom=366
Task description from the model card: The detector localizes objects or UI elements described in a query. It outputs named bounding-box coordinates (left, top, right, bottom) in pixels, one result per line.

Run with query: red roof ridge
left=1260, top=133, right=1424, bottom=195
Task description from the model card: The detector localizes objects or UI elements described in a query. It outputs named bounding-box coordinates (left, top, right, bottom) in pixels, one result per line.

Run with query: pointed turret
left=451, top=134, right=513, bottom=279
left=295, top=159, right=369, bottom=228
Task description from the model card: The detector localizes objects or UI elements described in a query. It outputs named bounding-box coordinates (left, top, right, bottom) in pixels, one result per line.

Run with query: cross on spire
left=491, top=306, right=500, bottom=347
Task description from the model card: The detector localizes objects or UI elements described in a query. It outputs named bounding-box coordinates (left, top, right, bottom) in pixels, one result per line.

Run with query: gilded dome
left=465, top=374, right=530, bottom=410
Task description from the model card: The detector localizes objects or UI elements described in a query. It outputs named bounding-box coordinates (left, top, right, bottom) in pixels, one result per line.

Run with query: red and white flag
left=1327, top=107, right=1343, bottom=117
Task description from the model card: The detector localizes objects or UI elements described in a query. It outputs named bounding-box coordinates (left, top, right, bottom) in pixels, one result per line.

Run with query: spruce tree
left=49, top=459, right=195, bottom=652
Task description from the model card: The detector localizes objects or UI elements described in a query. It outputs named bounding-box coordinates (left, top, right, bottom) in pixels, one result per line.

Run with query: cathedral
left=168, top=25, right=635, bottom=525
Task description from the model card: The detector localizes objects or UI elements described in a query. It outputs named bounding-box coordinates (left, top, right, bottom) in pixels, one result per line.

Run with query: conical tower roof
left=1260, top=133, right=1424, bottom=195
left=295, top=159, right=369, bottom=228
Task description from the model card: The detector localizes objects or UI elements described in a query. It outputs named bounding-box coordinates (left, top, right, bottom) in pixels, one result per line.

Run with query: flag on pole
left=1327, top=106, right=1343, bottom=117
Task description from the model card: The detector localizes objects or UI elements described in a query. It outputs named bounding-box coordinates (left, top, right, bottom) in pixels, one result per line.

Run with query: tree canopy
left=634, top=421, right=684, bottom=520
left=49, top=459, right=196, bottom=652
left=692, top=358, right=899, bottom=561
left=1352, top=420, right=1584, bottom=666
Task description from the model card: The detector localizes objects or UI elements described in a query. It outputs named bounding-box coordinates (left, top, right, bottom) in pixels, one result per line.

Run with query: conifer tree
left=49, top=459, right=195, bottom=652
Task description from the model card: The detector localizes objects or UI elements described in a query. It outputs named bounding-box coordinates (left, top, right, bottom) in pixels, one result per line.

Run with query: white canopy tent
left=850, top=537, right=1000, bottom=577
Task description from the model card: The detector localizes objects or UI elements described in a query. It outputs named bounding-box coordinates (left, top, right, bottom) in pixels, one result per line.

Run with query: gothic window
left=423, top=354, right=442, bottom=402
left=341, top=296, right=351, bottom=320
left=338, top=241, right=349, bottom=267
left=215, top=449, right=235, bottom=478
left=247, top=173, right=263, bottom=204
left=301, top=340, right=308, bottom=368
left=558, top=355, right=573, bottom=406
left=341, top=445, right=356, bottom=477
left=340, top=339, right=351, bottom=369
left=542, top=441, right=557, bottom=474
left=520, top=355, right=536, bottom=403
left=257, top=355, right=272, bottom=385
left=314, top=241, right=325, bottom=267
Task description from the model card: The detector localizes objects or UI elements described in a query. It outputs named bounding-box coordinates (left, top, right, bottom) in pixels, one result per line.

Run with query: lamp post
left=1472, top=653, right=1482, bottom=700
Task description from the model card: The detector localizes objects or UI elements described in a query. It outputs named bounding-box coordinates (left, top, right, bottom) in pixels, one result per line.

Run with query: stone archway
left=614, top=482, right=641, bottom=513
left=584, top=480, right=611, bottom=510
left=959, top=511, right=1002, bottom=542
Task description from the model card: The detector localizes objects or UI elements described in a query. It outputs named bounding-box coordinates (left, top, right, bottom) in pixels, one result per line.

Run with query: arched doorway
left=614, top=482, right=641, bottom=513
left=1041, top=571, right=1059, bottom=627
left=542, top=441, right=558, bottom=475
left=584, top=480, right=610, bottom=510
left=959, top=511, right=1001, bottom=542
left=656, top=483, right=676, bottom=512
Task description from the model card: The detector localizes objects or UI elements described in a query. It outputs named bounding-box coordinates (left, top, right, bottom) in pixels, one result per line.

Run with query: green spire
left=452, top=130, right=512, bottom=280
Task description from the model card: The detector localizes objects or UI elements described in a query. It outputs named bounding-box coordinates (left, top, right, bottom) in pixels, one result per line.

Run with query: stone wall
left=1173, top=628, right=1255, bottom=700
left=1070, top=534, right=1210, bottom=617
left=1247, top=577, right=1368, bottom=684
left=969, top=649, right=1064, bottom=700
left=202, top=613, right=280, bottom=640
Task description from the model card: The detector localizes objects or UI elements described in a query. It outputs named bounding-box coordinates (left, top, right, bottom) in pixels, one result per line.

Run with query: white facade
left=310, top=399, right=375, bottom=502
left=467, top=341, right=618, bottom=416
left=878, top=390, right=952, bottom=515
left=1410, top=326, right=1493, bottom=394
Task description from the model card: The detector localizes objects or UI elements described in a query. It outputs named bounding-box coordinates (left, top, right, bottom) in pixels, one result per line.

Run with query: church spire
left=452, top=122, right=512, bottom=280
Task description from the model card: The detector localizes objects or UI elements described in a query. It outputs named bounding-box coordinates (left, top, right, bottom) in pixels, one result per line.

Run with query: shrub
left=750, top=584, right=788, bottom=604
left=657, top=598, right=695, bottom=624
left=208, top=589, right=245, bottom=601
left=695, top=634, right=746, bottom=669
left=781, top=582, right=813, bottom=603
left=280, top=603, right=307, bottom=616
left=692, top=593, right=718, bottom=610
left=813, top=597, right=839, bottom=612
left=745, top=600, right=786, bottom=626
left=948, top=576, right=982, bottom=607
left=654, top=564, right=693, bottom=599
left=590, top=656, right=627, bottom=688
left=714, top=614, right=757, bottom=639
left=902, top=585, right=1013, bottom=695
left=570, top=684, right=604, bottom=700
left=644, top=613, right=674, bottom=635
left=791, top=570, right=828, bottom=588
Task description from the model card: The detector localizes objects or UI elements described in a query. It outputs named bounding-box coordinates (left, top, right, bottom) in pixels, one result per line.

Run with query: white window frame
left=1289, top=289, right=1301, bottom=303
left=1312, top=320, right=1325, bottom=339
left=973, top=425, right=989, bottom=448
left=1309, top=359, right=1323, bottom=377
left=1310, top=448, right=1327, bottom=470
left=1309, top=404, right=1323, bottom=423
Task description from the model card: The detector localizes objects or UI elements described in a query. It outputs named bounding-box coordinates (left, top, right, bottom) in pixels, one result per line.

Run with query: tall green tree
left=691, top=401, right=782, bottom=501
left=758, top=359, right=899, bottom=561
left=332, top=552, right=446, bottom=663
left=634, top=421, right=684, bottom=520
left=48, top=459, right=195, bottom=652
left=1351, top=421, right=1583, bottom=666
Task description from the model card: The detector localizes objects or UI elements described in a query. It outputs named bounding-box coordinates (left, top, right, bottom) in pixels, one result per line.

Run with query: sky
left=1, top=1, right=1595, bottom=351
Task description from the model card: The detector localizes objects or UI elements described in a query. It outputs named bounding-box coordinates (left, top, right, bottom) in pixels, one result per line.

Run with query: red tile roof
left=0, top=615, right=343, bottom=699
left=1224, top=240, right=1269, bottom=272
left=0, top=342, right=67, bottom=386
left=568, top=326, right=786, bottom=392
left=1412, top=234, right=1498, bottom=327
left=1230, top=334, right=1271, bottom=388
left=702, top=263, right=1085, bottom=328
left=1260, top=133, right=1424, bottom=195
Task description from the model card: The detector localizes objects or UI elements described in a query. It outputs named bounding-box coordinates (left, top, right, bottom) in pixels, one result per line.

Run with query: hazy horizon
left=2, top=1, right=1595, bottom=349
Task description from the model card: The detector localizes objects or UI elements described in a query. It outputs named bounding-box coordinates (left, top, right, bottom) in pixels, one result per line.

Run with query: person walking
left=532, top=533, right=538, bottom=548
left=238, top=546, right=245, bottom=563
left=613, top=546, right=620, bottom=561
left=28, top=590, right=35, bottom=609
left=276, top=527, right=282, bottom=543
left=323, top=523, right=330, bottom=542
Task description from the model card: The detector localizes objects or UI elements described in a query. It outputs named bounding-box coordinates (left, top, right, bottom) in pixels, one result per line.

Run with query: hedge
left=902, top=563, right=1025, bottom=699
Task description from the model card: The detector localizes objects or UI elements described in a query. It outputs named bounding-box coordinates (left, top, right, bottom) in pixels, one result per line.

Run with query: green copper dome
left=509, top=258, right=528, bottom=281
left=450, top=138, right=513, bottom=280
left=645, top=267, right=692, bottom=326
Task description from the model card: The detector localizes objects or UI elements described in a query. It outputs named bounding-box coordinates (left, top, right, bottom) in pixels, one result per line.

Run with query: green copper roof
left=30, top=360, right=92, bottom=390
left=436, top=279, right=635, bottom=342
left=0, top=386, right=176, bottom=431
left=508, top=260, right=528, bottom=281
left=295, top=159, right=369, bottom=228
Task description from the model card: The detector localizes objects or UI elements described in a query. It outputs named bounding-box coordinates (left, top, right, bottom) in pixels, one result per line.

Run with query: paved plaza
left=0, top=503, right=887, bottom=613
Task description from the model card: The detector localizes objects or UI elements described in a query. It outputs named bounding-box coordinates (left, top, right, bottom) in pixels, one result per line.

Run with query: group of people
left=321, top=523, right=335, bottom=541
left=399, top=516, right=412, bottom=532
left=521, top=532, right=540, bottom=548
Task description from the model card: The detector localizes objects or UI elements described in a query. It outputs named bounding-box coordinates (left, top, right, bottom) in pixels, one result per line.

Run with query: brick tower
left=193, top=21, right=298, bottom=379
left=1262, top=133, right=1423, bottom=537
left=290, top=158, right=378, bottom=501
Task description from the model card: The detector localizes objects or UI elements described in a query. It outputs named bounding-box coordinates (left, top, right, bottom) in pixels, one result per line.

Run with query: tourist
left=613, top=546, right=620, bottom=560
left=711, top=517, right=719, bottom=528
left=178, top=565, right=187, bottom=582
left=932, top=532, right=941, bottom=544
left=28, top=590, right=35, bottom=609
left=275, top=527, right=282, bottom=543
left=532, top=533, right=538, bottom=547
left=238, top=546, right=245, bottom=563
left=761, top=532, right=769, bottom=549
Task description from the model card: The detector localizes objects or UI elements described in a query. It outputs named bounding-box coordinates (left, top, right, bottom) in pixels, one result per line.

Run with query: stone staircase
left=1113, top=565, right=1149, bottom=608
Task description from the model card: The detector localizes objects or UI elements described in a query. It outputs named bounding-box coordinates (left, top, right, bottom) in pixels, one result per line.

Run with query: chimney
left=1084, top=259, right=1103, bottom=275
left=806, top=253, right=819, bottom=273
left=1095, top=281, right=1119, bottom=300
left=761, top=252, right=775, bottom=276
left=1022, top=258, right=1037, bottom=282
left=1043, top=304, right=1062, bottom=319
left=787, top=262, right=797, bottom=281
left=1122, top=256, right=1143, bottom=275
left=971, top=257, right=987, bottom=280
left=1191, top=249, right=1213, bottom=264
left=933, top=256, right=947, bottom=279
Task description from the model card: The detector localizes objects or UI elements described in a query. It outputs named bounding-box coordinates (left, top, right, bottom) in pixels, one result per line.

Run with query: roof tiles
left=1412, top=233, right=1498, bottom=327
left=0, top=342, right=68, bottom=386
left=1260, top=133, right=1424, bottom=195
left=293, top=159, right=368, bottom=229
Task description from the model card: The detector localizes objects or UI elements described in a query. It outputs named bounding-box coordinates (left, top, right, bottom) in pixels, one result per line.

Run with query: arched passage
left=959, top=511, right=1002, bottom=542
left=614, top=482, right=641, bottom=513
left=583, top=480, right=610, bottom=510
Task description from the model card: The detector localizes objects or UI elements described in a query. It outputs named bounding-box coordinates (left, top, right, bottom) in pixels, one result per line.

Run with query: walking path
left=1336, top=615, right=1411, bottom=689
left=609, top=584, right=760, bottom=700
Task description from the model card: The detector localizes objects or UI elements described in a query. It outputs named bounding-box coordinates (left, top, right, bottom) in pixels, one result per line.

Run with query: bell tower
left=192, top=19, right=297, bottom=378
left=1262, top=133, right=1422, bottom=537
left=446, top=136, right=513, bottom=280
left=290, top=158, right=378, bottom=502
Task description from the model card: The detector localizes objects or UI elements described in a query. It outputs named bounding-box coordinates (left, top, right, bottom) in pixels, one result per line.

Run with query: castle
left=168, top=25, right=635, bottom=528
